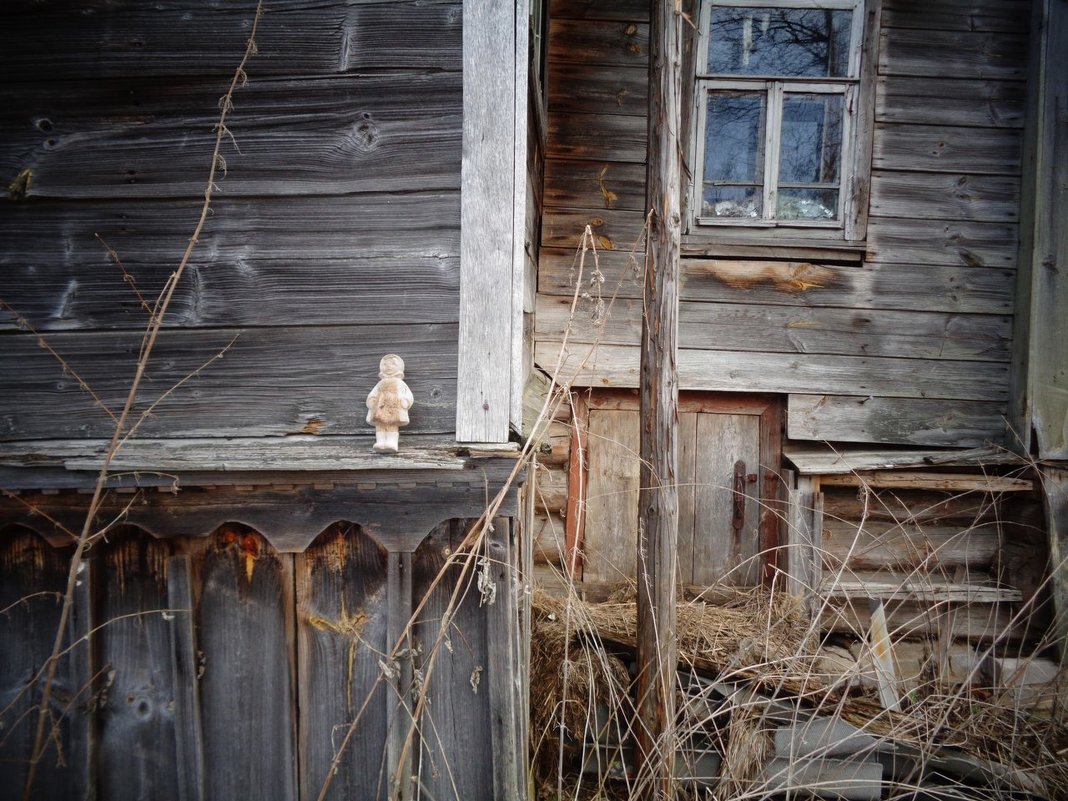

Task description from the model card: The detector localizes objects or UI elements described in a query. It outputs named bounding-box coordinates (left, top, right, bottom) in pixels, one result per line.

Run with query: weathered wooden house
left=528, top=0, right=1067, bottom=656
left=0, top=0, right=1065, bottom=799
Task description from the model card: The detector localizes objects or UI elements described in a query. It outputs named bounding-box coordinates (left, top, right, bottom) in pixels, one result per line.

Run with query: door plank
left=693, top=413, right=761, bottom=586
left=676, top=413, right=698, bottom=585
left=583, top=409, right=640, bottom=583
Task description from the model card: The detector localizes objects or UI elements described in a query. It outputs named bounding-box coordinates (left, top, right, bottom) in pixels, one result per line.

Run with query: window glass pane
left=708, top=6, right=852, bottom=77
left=778, top=93, right=843, bottom=184
left=777, top=187, right=838, bottom=219
left=703, top=185, right=762, bottom=218
left=704, top=91, right=766, bottom=183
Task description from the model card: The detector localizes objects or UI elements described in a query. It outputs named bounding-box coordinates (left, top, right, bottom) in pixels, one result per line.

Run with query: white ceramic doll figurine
left=365, top=354, right=414, bottom=452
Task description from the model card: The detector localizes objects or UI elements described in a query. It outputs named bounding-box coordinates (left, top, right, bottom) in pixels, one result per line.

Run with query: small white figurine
left=365, top=354, right=413, bottom=453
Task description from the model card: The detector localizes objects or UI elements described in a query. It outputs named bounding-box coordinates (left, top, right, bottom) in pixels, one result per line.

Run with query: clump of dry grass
left=529, top=583, right=1068, bottom=801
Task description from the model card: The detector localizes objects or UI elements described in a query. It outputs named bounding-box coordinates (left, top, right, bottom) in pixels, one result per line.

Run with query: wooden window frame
left=683, top=0, right=881, bottom=250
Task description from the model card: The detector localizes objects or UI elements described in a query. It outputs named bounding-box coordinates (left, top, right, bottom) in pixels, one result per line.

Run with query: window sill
left=681, top=233, right=866, bottom=262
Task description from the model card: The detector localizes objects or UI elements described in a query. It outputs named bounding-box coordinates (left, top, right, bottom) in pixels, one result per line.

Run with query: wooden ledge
left=784, top=443, right=1027, bottom=476
left=0, top=436, right=522, bottom=491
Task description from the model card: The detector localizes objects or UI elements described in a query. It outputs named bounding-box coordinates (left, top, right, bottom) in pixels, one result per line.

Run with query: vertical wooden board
left=95, top=533, right=179, bottom=801
left=1026, top=0, right=1068, bottom=460
left=0, top=531, right=80, bottom=801
left=167, top=555, right=203, bottom=801
left=1042, top=466, right=1068, bottom=664
left=693, top=413, right=761, bottom=586
left=412, top=521, right=494, bottom=801
left=196, top=529, right=297, bottom=801
left=676, top=413, right=699, bottom=585
left=296, top=525, right=390, bottom=801
left=583, top=409, right=641, bottom=583
left=457, top=0, right=517, bottom=442
left=485, top=520, right=523, bottom=801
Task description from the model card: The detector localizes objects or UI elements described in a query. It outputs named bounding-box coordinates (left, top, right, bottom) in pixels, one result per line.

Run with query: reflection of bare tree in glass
left=709, top=8, right=850, bottom=77
left=702, top=7, right=850, bottom=220
left=703, top=92, right=766, bottom=217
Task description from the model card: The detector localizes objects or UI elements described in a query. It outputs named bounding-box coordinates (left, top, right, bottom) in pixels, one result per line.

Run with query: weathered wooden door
left=580, top=393, right=781, bottom=587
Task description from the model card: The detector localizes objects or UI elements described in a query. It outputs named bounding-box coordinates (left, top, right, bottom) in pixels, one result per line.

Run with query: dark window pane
left=704, top=91, right=766, bottom=183
left=778, top=94, right=843, bottom=184
left=703, top=185, right=762, bottom=218
left=708, top=6, right=852, bottom=77
left=777, top=187, right=839, bottom=219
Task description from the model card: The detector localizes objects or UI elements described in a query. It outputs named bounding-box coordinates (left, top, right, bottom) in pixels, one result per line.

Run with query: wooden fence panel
left=196, top=529, right=298, bottom=801
left=0, top=531, right=83, bottom=801
left=94, top=534, right=180, bottom=801
left=413, top=521, right=495, bottom=801
left=296, top=525, right=390, bottom=801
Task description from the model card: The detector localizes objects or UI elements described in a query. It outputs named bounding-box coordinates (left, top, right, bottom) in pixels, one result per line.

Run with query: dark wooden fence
left=0, top=519, right=522, bottom=801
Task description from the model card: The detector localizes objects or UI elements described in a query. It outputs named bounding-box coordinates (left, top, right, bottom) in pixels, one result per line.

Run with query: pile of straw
left=528, top=586, right=1068, bottom=800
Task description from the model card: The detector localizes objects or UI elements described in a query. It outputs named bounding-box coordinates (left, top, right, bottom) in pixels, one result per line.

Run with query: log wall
left=0, top=0, right=463, bottom=441
left=535, top=0, right=1028, bottom=448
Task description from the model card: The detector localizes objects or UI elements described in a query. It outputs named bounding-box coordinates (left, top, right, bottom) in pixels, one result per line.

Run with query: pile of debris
left=529, top=588, right=1068, bottom=800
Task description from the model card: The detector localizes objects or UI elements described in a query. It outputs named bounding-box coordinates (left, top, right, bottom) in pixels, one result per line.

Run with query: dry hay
left=528, top=586, right=1068, bottom=800
left=529, top=587, right=815, bottom=795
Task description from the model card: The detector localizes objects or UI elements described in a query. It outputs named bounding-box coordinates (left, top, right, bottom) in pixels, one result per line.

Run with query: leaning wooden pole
left=635, top=0, right=682, bottom=798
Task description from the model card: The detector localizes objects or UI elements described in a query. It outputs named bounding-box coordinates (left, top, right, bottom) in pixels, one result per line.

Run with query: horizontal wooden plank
left=820, top=596, right=1024, bottom=641
left=865, top=217, right=1018, bottom=267
left=541, top=208, right=648, bottom=250
left=787, top=394, right=1008, bottom=447
left=822, top=519, right=1003, bottom=570
left=538, top=251, right=1016, bottom=314
left=1, top=255, right=458, bottom=332
left=0, top=0, right=462, bottom=82
left=873, top=124, right=1022, bottom=175
left=548, top=62, right=648, bottom=117
left=783, top=442, right=1020, bottom=474
left=878, top=28, right=1028, bottom=80
left=0, top=192, right=459, bottom=265
left=876, top=76, right=1026, bottom=128
left=869, top=171, right=1020, bottom=222
left=820, top=472, right=1034, bottom=491
left=536, top=294, right=1012, bottom=361
left=821, top=486, right=1010, bottom=524
left=548, top=19, right=649, bottom=67
left=547, top=111, right=647, bottom=163
left=0, top=73, right=461, bottom=200
left=543, top=159, right=647, bottom=211
left=881, top=0, right=1031, bottom=33
left=534, top=341, right=1009, bottom=401
left=549, top=0, right=649, bottom=21
left=822, top=575, right=1022, bottom=603
left=0, top=324, right=457, bottom=439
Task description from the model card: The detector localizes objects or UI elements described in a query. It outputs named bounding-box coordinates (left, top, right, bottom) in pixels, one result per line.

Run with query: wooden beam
left=818, top=472, right=1033, bottom=492
left=1011, top=0, right=1068, bottom=459
left=635, top=2, right=681, bottom=796
left=457, top=0, right=521, bottom=443
left=511, top=0, right=531, bottom=434
left=1042, top=466, right=1068, bottom=664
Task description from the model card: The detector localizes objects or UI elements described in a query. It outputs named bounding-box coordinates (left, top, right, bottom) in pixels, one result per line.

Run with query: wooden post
left=635, top=1, right=682, bottom=798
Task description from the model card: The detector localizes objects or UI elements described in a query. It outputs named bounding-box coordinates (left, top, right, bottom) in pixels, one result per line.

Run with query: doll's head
left=379, top=354, right=405, bottom=379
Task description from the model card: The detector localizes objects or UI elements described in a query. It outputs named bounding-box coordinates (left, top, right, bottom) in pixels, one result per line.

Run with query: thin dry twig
left=95, top=233, right=153, bottom=315
left=0, top=299, right=118, bottom=423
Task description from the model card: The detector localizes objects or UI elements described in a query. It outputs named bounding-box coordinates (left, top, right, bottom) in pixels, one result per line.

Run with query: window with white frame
left=691, top=0, right=866, bottom=231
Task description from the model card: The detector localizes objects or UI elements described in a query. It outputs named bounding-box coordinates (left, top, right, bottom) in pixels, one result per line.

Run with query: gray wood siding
left=534, top=0, right=1026, bottom=448
left=0, top=0, right=462, bottom=441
